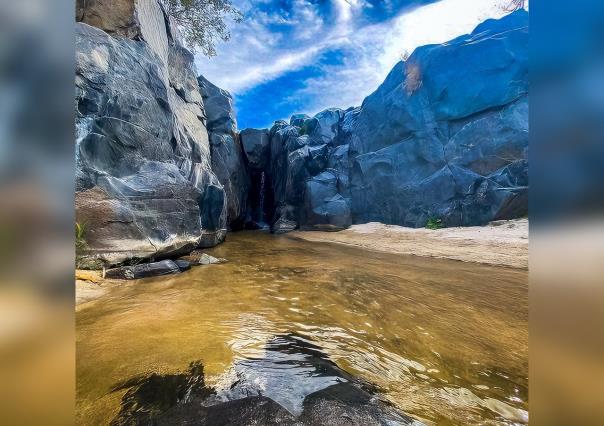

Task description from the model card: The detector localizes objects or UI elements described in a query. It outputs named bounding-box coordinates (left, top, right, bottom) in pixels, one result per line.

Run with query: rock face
left=75, top=5, right=528, bottom=267
left=247, top=10, right=528, bottom=232
left=198, top=75, right=250, bottom=230
left=349, top=11, right=529, bottom=227
left=75, top=0, right=228, bottom=267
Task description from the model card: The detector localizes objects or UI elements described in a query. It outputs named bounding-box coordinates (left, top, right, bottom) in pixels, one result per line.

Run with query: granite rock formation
left=198, top=75, right=250, bottom=230
left=250, top=10, right=528, bottom=232
left=75, top=4, right=529, bottom=267
left=75, top=0, right=227, bottom=267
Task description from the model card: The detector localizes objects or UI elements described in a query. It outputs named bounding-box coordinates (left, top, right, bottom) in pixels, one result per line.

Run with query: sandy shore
left=290, top=219, right=528, bottom=269
left=75, top=270, right=122, bottom=308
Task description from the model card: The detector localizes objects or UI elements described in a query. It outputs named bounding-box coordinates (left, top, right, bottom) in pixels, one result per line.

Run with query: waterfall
left=259, top=171, right=266, bottom=225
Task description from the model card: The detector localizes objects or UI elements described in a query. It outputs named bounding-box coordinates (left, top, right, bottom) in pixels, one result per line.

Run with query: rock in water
left=105, top=260, right=181, bottom=280
left=174, top=260, right=191, bottom=272
left=241, top=128, right=271, bottom=170
left=177, top=251, right=226, bottom=265
left=158, top=396, right=298, bottom=426
left=198, top=75, right=251, bottom=230
left=75, top=1, right=228, bottom=267
left=198, top=253, right=225, bottom=265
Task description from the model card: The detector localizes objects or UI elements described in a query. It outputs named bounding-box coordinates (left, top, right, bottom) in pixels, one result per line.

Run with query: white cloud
left=196, top=0, right=520, bottom=114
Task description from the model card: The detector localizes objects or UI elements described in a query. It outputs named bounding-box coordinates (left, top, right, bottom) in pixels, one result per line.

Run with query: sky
left=195, top=0, right=516, bottom=129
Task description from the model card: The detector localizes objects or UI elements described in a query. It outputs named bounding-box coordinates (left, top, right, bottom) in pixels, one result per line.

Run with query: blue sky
left=195, top=0, right=513, bottom=129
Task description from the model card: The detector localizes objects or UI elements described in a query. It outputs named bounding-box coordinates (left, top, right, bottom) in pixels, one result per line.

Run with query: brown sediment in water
left=76, top=231, right=528, bottom=425
left=289, top=219, right=528, bottom=269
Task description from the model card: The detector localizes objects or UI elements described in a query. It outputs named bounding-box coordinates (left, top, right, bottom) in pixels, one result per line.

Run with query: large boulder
left=110, top=335, right=421, bottom=425
left=289, top=113, right=310, bottom=127
left=240, top=128, right=270, bottom=170
left=349, top=10, right=529, bottom=227
left=303, top=108, right=344, bottom=146
left=302, top=171, right=351, bottom=231
left=75, top=2, right=227, bottom=267
left=268, top=124, right=301, bottom=232
left=198, top=75, right=250, bottom=230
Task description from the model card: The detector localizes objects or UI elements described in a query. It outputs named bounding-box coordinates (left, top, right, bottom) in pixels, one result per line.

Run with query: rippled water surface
left=76, top=231, right=528, bottom=425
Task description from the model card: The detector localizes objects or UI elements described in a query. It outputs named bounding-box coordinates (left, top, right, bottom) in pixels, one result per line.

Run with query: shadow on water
left=110, top=334, right=420, bottom=425
left=109, top=361, right=214, bottom=425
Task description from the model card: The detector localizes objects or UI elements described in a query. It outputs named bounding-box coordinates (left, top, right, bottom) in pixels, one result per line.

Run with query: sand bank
left=290, top=219, right=528, bottom=269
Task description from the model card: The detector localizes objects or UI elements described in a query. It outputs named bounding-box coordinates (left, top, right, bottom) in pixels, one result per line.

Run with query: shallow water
left=76, top=231, right=528, bottom=425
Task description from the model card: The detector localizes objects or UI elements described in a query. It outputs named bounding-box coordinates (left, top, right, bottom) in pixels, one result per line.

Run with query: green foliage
left=76, top=222, right=88, bottom=252
left=425, top=217, right=443, bottom=230
left=161, top=0, right=243, bottom=57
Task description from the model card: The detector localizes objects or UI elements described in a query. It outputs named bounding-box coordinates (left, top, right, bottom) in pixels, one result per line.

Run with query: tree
left=161, top=0, right=243, bottom=57
left=502, top=0, right=526, bottom=12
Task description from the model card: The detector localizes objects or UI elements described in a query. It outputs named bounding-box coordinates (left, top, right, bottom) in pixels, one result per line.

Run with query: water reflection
left=77, top=231, right=528, bottom=425
left=109, top=334, right=418, bottom=425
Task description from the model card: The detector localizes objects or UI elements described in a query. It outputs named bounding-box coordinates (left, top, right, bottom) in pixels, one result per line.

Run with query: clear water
left=76, top=231, right=528, bottom=425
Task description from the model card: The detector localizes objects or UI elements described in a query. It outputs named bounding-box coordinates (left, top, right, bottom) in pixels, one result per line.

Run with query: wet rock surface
left=105, top=260, right=181, bottom=280
left=174, top=259, right=191, bottom=272
left=110, top=334, right=421, bottom=425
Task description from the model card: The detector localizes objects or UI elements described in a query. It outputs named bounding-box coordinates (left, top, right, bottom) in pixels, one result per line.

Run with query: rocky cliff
left=75, top=1, right=528, bottom=267
left=252, top=10, right=528, bottom=232
left=75, top=0, right=228, bottom=267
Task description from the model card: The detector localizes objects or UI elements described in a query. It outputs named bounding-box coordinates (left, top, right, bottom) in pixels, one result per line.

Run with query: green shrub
left=425, top=217, right=443, bottom=230
left=76, top=222, right=87, bottom=252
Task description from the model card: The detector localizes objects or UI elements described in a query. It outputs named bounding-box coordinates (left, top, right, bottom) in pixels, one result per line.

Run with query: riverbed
left=76, top=231, right=528, bottom=425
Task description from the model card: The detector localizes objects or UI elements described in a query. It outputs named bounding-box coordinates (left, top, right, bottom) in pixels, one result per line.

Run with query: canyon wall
left=252, top=10, right=528, bottom=232
left=75, top=0, right=228, bottom=267
left=75, top=1, right=528, bottom=267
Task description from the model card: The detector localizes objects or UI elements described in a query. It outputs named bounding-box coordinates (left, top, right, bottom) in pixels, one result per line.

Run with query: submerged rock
left=158, top=396, right=298, bottom=426
left=300, top=382, right=423, bottom=425
left=111, top=335, right=421, bottom=425
left=179, top=251, right=226, bottom=265
left=199, top=253, right=226, bottom=265
left=105, top=260, right=181, bottom=280
left=110, top=361, right=213, bottom=425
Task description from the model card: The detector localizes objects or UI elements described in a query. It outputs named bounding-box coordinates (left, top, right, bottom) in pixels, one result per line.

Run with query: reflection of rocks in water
left=218, top=334, right=420, bottom=425
left=109, top=361, right=214, bottom=425
left=220, top=333, right=358, bottom=414
left=111, top=335, right=422, bottom=425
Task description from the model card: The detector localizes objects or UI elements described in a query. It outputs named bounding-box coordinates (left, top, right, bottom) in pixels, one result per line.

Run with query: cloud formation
left=195, top=0, right=518, bottom=128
